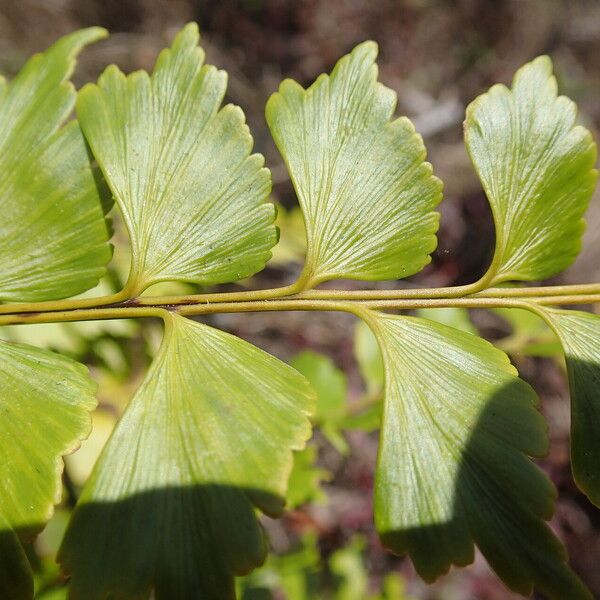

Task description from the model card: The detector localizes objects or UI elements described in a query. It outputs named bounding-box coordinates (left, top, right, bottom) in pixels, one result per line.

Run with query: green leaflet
left=493, top=307, right=561, bottom=357
left=59, top=313, right=315, bottom=600
left=266, top=42, right=441, bottom=287
left=0, top=28, right=112, bottom=302
left=541, top=308, right=600, bottom=507
left=354, top=319, right=384, bottom=395
left=286, top=445, right=330, bottom=509
left=290, top=350, right=348, bottom=453
left=77, top=23, right=277, bottom=295
left=414, top=307, right=477, bottom=335
left=465, top=56, right=598, bottom=284
left=290, top=351, right=347, bottom=423
left=364, top=311, right=590, bottom=600
left=0, top=339, right=97, bottom=599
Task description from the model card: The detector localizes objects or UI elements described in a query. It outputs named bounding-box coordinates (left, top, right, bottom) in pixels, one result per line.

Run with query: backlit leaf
left=493, top=307, right=561, bottom=358
left=364, top=311, right=590, bottom=599
left=0, top=29, right=112, bottom=302
left=269, top=204, right=307, bottom=266
left=414, top=307, right=477, bottom=335
left=291, top=350, right=348, bottom=453
left=290, top=351, right=347, bottom=423
left=541, top=308, right=600, bottom=507
left=77, top=23, right=277, bottom=294
left=286, top=445, right=330, bottom=509
left=465, top=56, right=597, bottom=284
left=0, top=339, right=97, bottom=598
left=59, top=313, right=315, bottom=600
left=266, top=42, right=441, bottom=287
left=354, top=319, right=384, bottom=395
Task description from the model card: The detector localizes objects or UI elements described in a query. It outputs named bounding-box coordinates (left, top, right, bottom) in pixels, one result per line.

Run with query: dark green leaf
left=542, top=308, right=600, bottom=507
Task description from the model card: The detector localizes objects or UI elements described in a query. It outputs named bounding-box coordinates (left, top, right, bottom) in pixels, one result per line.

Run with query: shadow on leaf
left=56, top=484, right=285, bottom=600
left=1, top=381, right=594, bottom=600
left=377, top=379, right=591, bottom=600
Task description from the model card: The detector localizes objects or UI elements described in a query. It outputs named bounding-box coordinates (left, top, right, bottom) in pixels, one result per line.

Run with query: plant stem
left=5, top=280, right=598, bottom=318
left=137, top=280, right=483, bottom=306
left=0, top=306, right=170, bottom=326
left=0, top=280, right=139, bottom=315
left=0, top=293, right=597, bottom=326
left=288, top=282, right=600, bottom=301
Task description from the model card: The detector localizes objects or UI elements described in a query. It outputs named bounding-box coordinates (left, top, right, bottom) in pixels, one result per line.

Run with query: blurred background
left=1, top=1, right=600, bottom=598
